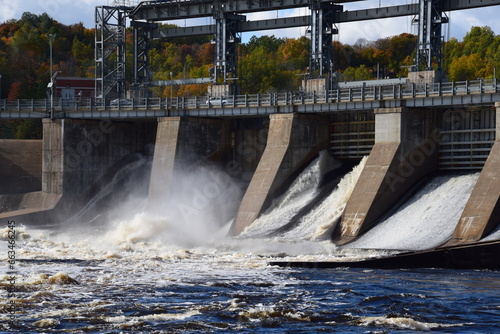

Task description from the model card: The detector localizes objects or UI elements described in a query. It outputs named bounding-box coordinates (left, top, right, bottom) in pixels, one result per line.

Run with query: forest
left=0, top=12, right=500, bottom=137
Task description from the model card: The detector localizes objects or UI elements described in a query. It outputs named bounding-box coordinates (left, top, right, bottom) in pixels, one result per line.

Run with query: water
left=2, top=157, right=500, bottom=333
left=344, top=172, right=480, bottom=251
left=3, top=225, right=500, bottom=333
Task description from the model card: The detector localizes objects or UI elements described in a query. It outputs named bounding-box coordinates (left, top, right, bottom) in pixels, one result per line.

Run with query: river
left=2, top=155, right=499, bottom=333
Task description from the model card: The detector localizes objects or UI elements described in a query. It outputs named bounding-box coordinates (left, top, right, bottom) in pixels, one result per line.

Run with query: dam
left=2, top=0, right=500, bottom=268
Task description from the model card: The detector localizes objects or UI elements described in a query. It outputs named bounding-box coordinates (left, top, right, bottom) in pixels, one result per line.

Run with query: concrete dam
left=1, top=86, right=500, bottom=267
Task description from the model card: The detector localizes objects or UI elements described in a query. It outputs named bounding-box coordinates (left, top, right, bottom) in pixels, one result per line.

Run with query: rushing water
left=344, top=172, right=480, bottom=251
left=2, top=156, right=500, bottom=333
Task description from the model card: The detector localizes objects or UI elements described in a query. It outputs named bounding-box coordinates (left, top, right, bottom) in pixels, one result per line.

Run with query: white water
left=283, top=157, right=367, bottom=241
left=240, top=151, right=339, bottom=238
left=344, top=173, right=480, bottom=251
left=2, top=154, right=489, bottom=266
left=241, top=153, right=367, bottom=244
left=2, top=149, right=497, bottom=333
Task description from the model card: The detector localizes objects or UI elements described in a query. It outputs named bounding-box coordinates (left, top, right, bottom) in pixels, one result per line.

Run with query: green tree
left=463, top=26, right=496, bottom=58
left=448, top=54, right=491, bottom=81
left=72, top=37, right=94, bottom=77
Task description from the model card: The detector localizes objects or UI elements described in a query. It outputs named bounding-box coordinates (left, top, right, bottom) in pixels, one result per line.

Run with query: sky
left=1, top=0, right=500, bottom=44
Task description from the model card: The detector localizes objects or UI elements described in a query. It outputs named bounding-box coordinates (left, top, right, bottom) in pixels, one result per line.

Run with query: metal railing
left=1, top=79, right=499, bottom=117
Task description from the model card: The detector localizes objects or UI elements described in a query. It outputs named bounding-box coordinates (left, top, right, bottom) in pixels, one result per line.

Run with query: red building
left=55, top=77, right=95, bottom=99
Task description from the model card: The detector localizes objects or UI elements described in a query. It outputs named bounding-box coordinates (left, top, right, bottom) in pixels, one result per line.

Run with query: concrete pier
left=148, top=116, right=232, bottom=205
left=229, top=113, right=329, bottom=235
left=447, top=102, right=500, bottom=243
left=336, top=107, right=439, bottom=243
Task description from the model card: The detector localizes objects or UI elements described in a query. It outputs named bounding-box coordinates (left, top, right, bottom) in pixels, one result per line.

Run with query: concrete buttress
left=336, top=107, right=439, bottom=243
left=448, top=102, right=500, bottom=243
left=148, top=116, right=231, bottom=206
left=229, top=113, right=329, bottom=235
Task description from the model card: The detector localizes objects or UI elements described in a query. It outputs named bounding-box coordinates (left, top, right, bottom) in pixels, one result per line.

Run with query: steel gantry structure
left=95, top=0, right=500, bottom=99
left=95, top=5, right=129, bottom=100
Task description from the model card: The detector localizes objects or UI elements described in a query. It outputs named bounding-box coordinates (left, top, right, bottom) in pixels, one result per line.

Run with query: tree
left=245, top=35, right=285, bottom=54
left=278, top=37, right=310, bottom=71
left=239, top=45, right=296, bottom=93
left=72, top=37, right=94, bottom=77
left=463, top=26, right=496, bottom=58
left=340, top=65, right=371, bottom=82
left=448, top=54, right=491, bottom=81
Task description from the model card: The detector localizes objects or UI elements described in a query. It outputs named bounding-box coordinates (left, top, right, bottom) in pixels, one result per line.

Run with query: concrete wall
left=408, top=70, right=443, bottom=84
left=1, top=119, right=155, bottom=221
left=229, top=113, right=330, bottom=235
left=302, top=78, right=327, bottom=93
left=43, top=119, right=156, bottom=199
left=229, top=118, right=268, bottom=182
left=0, top=139, right=42, bottom=195
left=448, top=102, right=500, bottom=243
left=208, top=84, right=233, bottom=97
left=337, top=107, right=440, bottom=243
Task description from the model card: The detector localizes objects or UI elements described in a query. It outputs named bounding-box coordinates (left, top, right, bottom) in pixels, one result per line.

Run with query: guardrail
left=1, top=79, right=499, bottom=118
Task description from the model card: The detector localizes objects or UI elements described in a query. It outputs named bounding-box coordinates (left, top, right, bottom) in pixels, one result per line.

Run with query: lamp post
left=47, top=34, right=56, bottom=79
left=48, top=71, right=61, bottom=119
left=0, top=74, right=2, bottom=99
left=170, top=72, right=173, bottom=100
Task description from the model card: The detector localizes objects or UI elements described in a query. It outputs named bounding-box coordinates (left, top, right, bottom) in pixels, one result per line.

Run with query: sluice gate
left=330, top=110, right=375, bottom=159
left=439, top=108, right=496, bottom=170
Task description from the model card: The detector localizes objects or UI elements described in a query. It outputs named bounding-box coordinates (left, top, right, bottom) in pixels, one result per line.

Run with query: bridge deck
left=1, top=80, right=499, bottom=119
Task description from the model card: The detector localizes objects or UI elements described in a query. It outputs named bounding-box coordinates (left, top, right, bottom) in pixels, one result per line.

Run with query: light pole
left=0, top=74, right=2, bottom=99
left=48, top=71, right=61, bottom=119
left=47, top=34, right=56, bottom=79
left=170, top=72, right=173, bottom=100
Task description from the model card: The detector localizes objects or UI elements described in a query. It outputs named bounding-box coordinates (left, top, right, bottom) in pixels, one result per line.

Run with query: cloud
left=449, top=8, right=500, bottom=41
left=0, top=0, right=19, bottom=23
left=338, top=16, right=413, bottom=44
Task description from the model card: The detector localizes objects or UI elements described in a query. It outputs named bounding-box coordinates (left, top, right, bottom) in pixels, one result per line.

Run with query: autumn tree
left=443, top=26, right=500, bottom=80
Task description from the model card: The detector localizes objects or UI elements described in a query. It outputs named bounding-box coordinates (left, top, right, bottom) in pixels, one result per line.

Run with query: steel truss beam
left=95, top=6, right=129, bottom=99
left=151, top=0, right=500, bottom=39
left=130, top=0, right=361, bottom=21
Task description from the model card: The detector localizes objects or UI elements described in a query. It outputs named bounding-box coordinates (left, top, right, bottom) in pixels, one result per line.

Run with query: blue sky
left=1, top=0, right=499, bottom=44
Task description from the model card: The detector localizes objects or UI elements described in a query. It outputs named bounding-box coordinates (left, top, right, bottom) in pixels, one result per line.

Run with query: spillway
left=343, top=173, right=480, bottom=251
left=240, top=153, right=367, bottom=242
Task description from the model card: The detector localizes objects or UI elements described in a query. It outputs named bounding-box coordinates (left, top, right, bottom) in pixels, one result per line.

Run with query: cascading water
left=240, top=151, right=339, bottom=238
left=282, top=157, right=366, bottom=241
left=343, top=172, right=480, bottom=251
left=240, top=153, right=367, bottom=244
